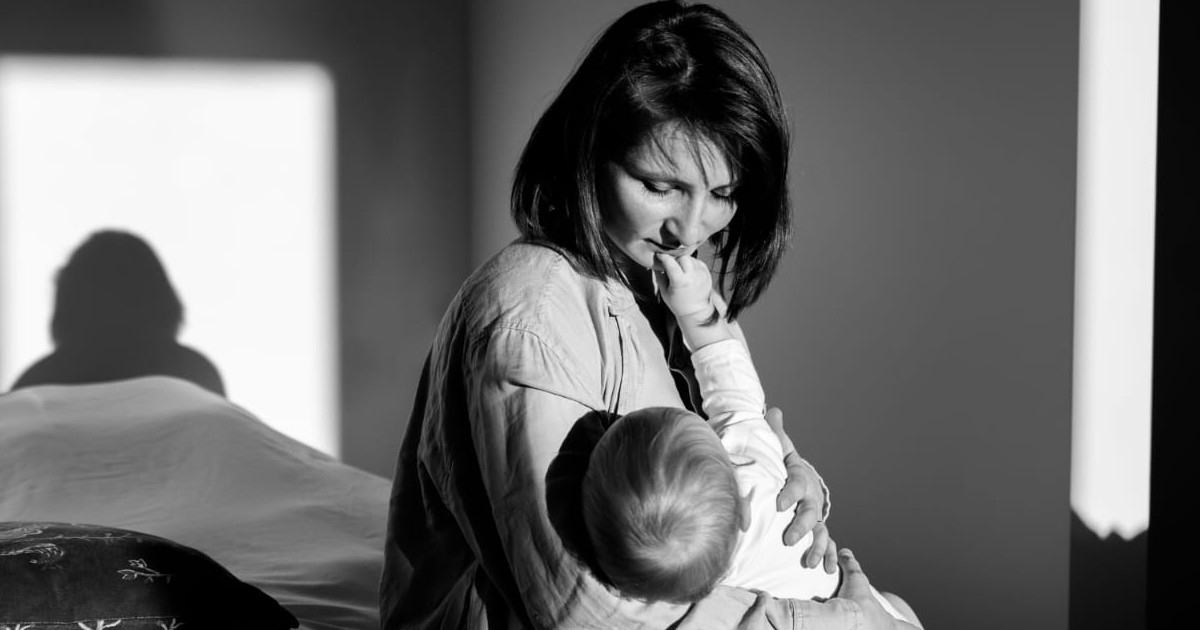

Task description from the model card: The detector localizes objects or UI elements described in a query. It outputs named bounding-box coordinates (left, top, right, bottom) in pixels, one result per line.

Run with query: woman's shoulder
left=478, top=239, right=574, bottom=278
left=459, top=241, right=624, bottom=323
left=438, top=242, right=634, bottom=371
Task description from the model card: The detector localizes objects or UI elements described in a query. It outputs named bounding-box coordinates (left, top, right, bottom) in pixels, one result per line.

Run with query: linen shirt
left=380, top=241, right=864, bottom=629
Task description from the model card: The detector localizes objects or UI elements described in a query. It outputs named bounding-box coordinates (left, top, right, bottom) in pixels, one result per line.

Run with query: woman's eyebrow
left=711, top=179, right=740, bottom=192
left=623, top=161, right=738, bottom=190
left=621, top=159, right=670, bottom=180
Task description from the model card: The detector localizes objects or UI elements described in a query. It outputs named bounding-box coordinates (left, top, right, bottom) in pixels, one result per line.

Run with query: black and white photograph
left=2, top=1, right=1183, bottom=629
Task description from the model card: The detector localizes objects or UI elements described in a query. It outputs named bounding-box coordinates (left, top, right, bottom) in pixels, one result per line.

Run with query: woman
left=382, top=2, right=915, bottom=628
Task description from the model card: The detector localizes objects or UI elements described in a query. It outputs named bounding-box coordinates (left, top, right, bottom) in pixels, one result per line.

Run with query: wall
left=0, top=0, right=471, bottom=479
left=1, top=1, right=1079, bottom=626
left=467, top=2, right=1078, bottom=629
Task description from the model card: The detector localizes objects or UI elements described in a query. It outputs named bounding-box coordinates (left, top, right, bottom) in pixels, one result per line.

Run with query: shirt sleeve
left=691, top=339, right=771, bottom=435
left=456, top=326, right=860, bottom=629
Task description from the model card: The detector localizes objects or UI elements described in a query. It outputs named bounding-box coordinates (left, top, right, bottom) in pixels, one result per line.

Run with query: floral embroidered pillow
left=0, top=522, right=298, bottom=630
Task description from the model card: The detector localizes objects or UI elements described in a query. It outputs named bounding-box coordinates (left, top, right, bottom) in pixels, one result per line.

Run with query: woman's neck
left=608, top=243, right=657, bottom=303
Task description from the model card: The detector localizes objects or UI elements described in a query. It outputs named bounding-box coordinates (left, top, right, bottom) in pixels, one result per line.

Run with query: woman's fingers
left=835, top=548, right=870, bottom=599
left=767, top=405, right=831, bottom=545
left=802, top=522, right=832, bottom=569
left=836, top=550, right=919, bottom=629
left=776, top=450, right=809, bottom=511
left=823, top=535, right=839, bottom=574
left=781, top=492, right=821, bottom=546
left=805, top=523, right=839, bottom=574
left=770, top=408, right=802, bottom=515
left=764, top=407, right=798, bottom=456
left=778, top=450, right=826, bottom=547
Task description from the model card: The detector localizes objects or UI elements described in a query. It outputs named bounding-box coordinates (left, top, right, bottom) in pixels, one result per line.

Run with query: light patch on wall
left=0, top=56, right=339, bottom=457
left=1072, top=0, right=1158, bottom=539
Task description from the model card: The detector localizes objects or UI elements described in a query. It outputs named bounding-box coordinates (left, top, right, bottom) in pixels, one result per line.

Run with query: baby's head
left=581, top=406, right=740, bottom=604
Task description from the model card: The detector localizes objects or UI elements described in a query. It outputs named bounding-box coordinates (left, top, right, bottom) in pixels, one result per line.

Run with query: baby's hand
left=656, top=253, right=715, bottom=321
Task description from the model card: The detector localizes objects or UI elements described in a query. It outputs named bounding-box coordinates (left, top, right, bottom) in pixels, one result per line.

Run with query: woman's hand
left=836, top=549, right=923, bottom=629
left=764, top=407, right=837, bottom=572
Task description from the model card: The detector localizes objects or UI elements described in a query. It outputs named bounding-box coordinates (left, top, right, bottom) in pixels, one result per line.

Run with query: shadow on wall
left=7, top=229, right=226, bottom=396
left=1069, top=510, right=1146, bottom=630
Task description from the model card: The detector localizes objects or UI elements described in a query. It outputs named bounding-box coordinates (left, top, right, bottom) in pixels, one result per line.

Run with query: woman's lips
left=646, top=239, right=688, bottom=255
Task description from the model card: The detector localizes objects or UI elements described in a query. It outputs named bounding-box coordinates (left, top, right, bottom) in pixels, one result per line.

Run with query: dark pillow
left=0, top=522, right=298, bottom=630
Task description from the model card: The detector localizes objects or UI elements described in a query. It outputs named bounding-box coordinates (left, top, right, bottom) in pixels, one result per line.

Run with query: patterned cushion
left=0, top=522, right=298, bottom=630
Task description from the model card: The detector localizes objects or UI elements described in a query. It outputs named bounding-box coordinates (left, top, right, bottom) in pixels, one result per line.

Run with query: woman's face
left=601, top=126, right=739, bottom=271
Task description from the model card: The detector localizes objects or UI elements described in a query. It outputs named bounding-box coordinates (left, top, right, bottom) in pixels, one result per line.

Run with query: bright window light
left=0, top=56, right=339, bottom=458
left=1072, top=0, right=1158, bottom=539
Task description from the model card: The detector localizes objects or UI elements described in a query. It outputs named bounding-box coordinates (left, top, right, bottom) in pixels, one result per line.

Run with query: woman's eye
left=641, top=180, right=672, bottom=195
left=712, top=190, right=737, bottom=205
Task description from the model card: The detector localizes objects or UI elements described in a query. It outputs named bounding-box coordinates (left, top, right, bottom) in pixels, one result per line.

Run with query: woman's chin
left=607, top=242, right=654, bottom=271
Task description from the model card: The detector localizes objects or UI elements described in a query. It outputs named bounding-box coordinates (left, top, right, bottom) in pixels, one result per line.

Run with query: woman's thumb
left=836, top=548, right=869, bottom=597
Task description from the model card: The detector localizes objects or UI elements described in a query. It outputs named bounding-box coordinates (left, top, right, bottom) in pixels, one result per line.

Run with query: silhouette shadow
left=8, top=229, right=226, bottom=396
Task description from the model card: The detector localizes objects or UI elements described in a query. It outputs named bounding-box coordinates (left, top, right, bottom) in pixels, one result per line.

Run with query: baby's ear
left=738, top=486, right=755, bottom=532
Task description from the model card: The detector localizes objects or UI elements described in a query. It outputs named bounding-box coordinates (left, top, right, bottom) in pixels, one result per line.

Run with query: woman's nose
left=663, top=196, right=713, bottom=249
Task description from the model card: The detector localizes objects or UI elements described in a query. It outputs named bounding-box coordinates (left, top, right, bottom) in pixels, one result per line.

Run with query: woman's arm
left=455, top=326, right=868, bottom=629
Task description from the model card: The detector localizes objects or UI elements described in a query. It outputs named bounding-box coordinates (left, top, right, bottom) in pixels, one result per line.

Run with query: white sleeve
left=691, top=338, right=832, bottom=521
left=690, top=339, right=786, bottom=473
left=691, top=339, right=768, bottom=432
left=692, top=343, right=841, bottom=601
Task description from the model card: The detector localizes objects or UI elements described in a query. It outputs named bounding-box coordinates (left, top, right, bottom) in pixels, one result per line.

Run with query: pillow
left=0, top=522, right=298, bottom=630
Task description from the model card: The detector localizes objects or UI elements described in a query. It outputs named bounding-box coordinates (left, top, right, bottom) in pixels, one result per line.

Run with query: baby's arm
left=658, top=253, right=836, bottom=573
left=656, top=253, right=771, bottom=433
left=691, top=336, right=844, bottom=597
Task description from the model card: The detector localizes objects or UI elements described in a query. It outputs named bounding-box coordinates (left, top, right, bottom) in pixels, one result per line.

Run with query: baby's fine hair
left=581, top=407, right=741, bottom=604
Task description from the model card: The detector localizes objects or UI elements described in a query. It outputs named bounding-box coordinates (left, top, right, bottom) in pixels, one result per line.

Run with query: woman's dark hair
left=51, top=230, right=184, bottom=346
left=512, top=0, right=791, bottom=319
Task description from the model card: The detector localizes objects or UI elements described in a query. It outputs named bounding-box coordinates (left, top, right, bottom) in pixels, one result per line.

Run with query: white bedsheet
left=0, top=376, right=391, bottom=630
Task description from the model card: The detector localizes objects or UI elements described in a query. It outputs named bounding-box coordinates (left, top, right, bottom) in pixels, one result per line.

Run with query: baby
left=581, top=253, right=912, bottom=621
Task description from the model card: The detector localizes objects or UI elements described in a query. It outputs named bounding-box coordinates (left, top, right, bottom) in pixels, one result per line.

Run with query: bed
left=0, top=376, right=392, bottom=630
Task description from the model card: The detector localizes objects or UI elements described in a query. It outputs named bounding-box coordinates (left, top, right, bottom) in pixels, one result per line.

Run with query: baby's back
left=720, top=419, right=841, bottom=600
